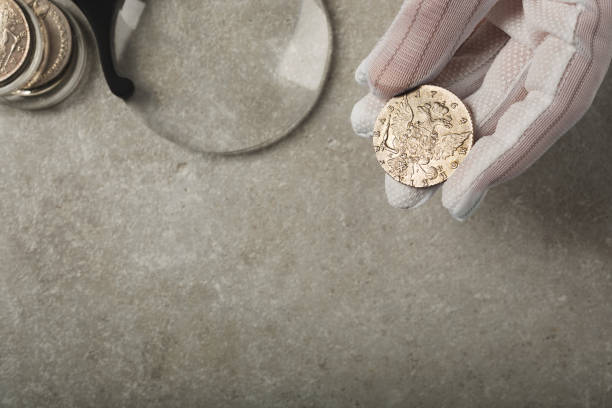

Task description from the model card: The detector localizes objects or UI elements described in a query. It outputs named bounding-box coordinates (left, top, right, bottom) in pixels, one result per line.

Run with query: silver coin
left=23, top=0, right=71, bottom=89
left=0, top=0, right=31, bottom=83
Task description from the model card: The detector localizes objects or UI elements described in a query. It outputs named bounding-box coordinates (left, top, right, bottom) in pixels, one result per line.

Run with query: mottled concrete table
left=1, top=1, right=612, bottom=407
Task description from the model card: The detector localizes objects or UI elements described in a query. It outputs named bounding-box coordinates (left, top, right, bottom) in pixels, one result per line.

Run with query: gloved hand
left=352, top=0, right=612, bottom=220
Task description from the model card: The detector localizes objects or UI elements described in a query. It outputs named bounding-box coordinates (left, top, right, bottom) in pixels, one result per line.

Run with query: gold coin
left=0, top=0, right=32, bottom=83
left=23, top=0, right=71, bottom=89
left=373, top=85, right=474, bottom=188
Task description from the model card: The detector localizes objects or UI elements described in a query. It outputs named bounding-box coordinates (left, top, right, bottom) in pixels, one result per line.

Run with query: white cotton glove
left=352, top=0, right=612, bottom=220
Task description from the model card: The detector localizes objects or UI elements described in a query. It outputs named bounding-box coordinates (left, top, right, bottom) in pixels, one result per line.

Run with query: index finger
left=366, top=0, right=500, bottom=99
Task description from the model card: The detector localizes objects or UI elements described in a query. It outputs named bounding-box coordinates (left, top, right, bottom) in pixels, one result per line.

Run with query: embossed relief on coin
left=0, top=0, right=31, bottom=83
left=373, top=85, right=474, bottom=188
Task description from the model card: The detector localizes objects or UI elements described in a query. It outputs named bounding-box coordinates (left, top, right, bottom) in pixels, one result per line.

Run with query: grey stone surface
left=1, top=1, right=612, bottom=407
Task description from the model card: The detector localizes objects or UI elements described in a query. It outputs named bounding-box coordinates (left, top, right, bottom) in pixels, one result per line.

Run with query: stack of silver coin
left=0, top=0, right=86, bottom=109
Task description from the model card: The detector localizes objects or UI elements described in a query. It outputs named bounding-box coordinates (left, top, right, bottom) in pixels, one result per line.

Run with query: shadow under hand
left=484, top=68, right=612, bottom=259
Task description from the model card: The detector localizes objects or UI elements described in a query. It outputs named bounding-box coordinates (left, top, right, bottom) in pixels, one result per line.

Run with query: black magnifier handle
left=71, top=0, right=134, bottom=99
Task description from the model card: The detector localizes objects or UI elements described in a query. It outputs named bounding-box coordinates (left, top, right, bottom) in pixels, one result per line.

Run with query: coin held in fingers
left=373, top=85, right=474, bottom=188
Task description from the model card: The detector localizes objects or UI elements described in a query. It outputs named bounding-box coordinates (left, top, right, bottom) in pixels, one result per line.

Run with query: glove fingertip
left=444, top=189, right=488, bottom=221
left=385, top=175, right=437, bottom=209
left=351, top=94, right=386, bottom=139
left=355, top=58, right=371, bottom=87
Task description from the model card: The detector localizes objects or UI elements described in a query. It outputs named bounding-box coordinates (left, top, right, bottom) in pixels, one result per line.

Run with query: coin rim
left=25, top=0, right=72, bottom=89
left=23, top=7, right=50, bottom=88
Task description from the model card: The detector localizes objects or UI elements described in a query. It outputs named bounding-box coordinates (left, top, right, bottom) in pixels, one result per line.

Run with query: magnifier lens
left=116, top=0, right=332, bottom=154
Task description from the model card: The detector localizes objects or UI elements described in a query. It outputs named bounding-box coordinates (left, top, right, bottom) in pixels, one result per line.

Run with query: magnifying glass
left=2, top=0, right=333, bottom=155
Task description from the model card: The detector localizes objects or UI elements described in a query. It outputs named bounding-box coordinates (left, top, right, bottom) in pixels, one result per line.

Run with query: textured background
left=1, top=0, right=612, bottom=407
